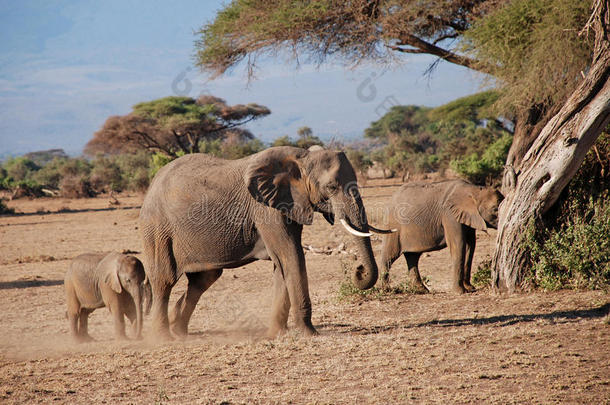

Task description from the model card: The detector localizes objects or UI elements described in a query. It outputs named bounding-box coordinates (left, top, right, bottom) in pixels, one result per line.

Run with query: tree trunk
left=493, top=1, right=610, bottom=291
left=503, top=103, right=553, bottom=179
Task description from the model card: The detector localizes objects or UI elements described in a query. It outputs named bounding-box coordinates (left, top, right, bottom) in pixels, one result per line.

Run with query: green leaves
left=364, top=91, right=511, bottom=183
left=464, top=0, right=593, bottom=112
left=451, top=133, right=513, bottom=185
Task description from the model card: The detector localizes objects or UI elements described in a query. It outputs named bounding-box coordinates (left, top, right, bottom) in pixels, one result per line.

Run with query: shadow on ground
left=320, top=303, right=610, bottom=335
left=0, top=279, right=64, bottom=290
left=0, top=205, right=140, bottom=219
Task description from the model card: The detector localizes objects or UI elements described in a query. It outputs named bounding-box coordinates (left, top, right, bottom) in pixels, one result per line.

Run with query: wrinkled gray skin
left=139, top=146, right=378, bottom=340
left=380, top=179, right=503, bottom=294
left=64, top=252, right=152, bottom=342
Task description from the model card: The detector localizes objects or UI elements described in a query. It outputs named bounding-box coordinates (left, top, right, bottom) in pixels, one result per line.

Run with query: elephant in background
left=139, top=146, right=391, bottom=340
left=65, top=252, right=152, bottom=342
left=380, top=179, right=503, bottom=293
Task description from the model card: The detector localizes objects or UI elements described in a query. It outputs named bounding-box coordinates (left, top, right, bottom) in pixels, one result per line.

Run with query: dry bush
left=59, top=175, right=96, bottom=198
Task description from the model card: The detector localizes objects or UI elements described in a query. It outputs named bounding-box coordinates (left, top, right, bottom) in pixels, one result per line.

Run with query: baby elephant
left=65, top=252, right=152, bottom=342
left=380, top=179, right=502, bottom=293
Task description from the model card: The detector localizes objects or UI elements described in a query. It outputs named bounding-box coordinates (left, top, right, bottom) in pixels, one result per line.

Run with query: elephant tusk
left=340, top=219, right=373, bottom=237
left=368, top=225, right=398, bottom=234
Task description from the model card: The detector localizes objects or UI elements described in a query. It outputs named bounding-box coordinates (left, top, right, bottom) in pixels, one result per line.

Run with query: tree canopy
left=195, top=0, right=496, bottom=77
left=85, top=96, right=270, bottom=157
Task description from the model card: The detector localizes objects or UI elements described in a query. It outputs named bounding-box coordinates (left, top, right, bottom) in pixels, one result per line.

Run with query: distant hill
left=23, top=149, right=69, bottom=166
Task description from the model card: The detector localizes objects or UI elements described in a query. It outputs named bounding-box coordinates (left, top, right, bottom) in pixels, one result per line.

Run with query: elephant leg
left=145, top=235, right=178, bottom=341
left=462, top=227, right=476, bottom=292
left=260, top=222, right=316, bottom=337
left=380, top=233, right=401, bottom=290
left=68, top=312, right=79, bottom=341
left=404, top=252, right=428, bottom=293
left=150, top=280, right=173, bottom=340
left=283, top=254, right=316, bottom=336
left=123, top=297, right=138, bottom=338
left=267, top=264, right=291, bottom=338
left=169, top=269, right=223, bottom=337
left=65, top=285, right=81, bottom=341
left=446, top=233, right=467, bottom=294
left=78, top=308, right=95, bottom=342
left=109, top=301, right=127, bottom=340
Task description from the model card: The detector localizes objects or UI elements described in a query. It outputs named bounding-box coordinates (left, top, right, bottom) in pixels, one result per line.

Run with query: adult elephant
left=380, top=179, right=502, bottom=294
left=139, top=146, right=388, bottom=339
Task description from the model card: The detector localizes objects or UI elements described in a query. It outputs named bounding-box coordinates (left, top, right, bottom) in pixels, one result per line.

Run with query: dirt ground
left=1, top=179, right=608, bottom=404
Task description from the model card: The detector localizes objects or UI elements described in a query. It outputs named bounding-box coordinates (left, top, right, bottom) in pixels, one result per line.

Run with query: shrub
left=524, top=200, right=610, bottom=291
left=150, top=151, right=183, bottom=178
left=59, top=175, right=95, bottom=198
left=221, top=139, right=265, bottom=159
left=451, top=133, right=512, bottom=185
left=472, top=258, right=492, bottom=289
left=115, top=151, right=151, bottom=192
left=2, top=157, right=39, bottom=182
left=345, top=148, right=373, bottom=177
left=58, top=158, right=91, bottom=178
left=127, top=167, right=151, bottom=192
left=0, top=199, right=14, bottom=215
left=90, top=156, right=124, bottom=192
left=31, top=158, right=65, bottom=189
left=199, top=138, right=265, bottom=160
left=271, top=135, right=294, bottom=147
left=9, top=180, right=45, bottom=198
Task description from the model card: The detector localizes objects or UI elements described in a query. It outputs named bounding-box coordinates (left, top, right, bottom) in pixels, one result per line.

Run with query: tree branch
left=385, top=44, right=426, bottom=54
left=396, top=34, right=492, bottom=74
left=433, top=33, right=459, bottom=45
left=130, top=130, right=176, bottom=157
left=171, top=129, right=188, bottom=152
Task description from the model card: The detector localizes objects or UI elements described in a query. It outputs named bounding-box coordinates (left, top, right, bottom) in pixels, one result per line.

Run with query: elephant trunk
left=332, top=195, right=379, bottom=290
left=351, top=233, right=378, bottom=290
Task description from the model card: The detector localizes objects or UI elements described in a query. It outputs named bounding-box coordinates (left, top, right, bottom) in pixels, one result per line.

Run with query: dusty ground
left=0, top=179, right=608, bottom=404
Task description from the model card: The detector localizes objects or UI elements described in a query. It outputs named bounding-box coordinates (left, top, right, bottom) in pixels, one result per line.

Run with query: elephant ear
left=245, top=147, right=314, bottom=225
left=445, top=185, right=488, bottom=231
left=105, top=266, right=123, bottom=294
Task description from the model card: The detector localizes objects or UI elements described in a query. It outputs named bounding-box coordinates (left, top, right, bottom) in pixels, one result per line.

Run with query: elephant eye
left=326, top=182, right=340, bottom=193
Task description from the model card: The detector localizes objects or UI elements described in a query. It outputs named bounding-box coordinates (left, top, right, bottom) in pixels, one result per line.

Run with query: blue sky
left=0, top=0, right=484, bottom=156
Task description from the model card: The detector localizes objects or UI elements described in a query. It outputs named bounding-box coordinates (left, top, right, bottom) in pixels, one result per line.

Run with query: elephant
left=380, top=179, right=503, bottom=294
left=139, top=146, right=392, bottom=340
left=64, top=252, right=152, bottom=342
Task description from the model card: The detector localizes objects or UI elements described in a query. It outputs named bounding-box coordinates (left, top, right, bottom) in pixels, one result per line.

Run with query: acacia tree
left=195, top=0, right=610, bottom=292
left=85, top=95, right=270, bottom=157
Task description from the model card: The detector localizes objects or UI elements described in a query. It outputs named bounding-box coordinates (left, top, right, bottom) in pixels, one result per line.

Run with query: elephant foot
left=297, top=323, right=318, bottom=337
left=151, top=325, right=175, bottom=342
left=266, top=324, right=288, bottom=339
left=170, top=322, right=188, bottom=339
left=74, top=334, right=94, bottom=344
left=406, top=277, right=429, bottom=294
